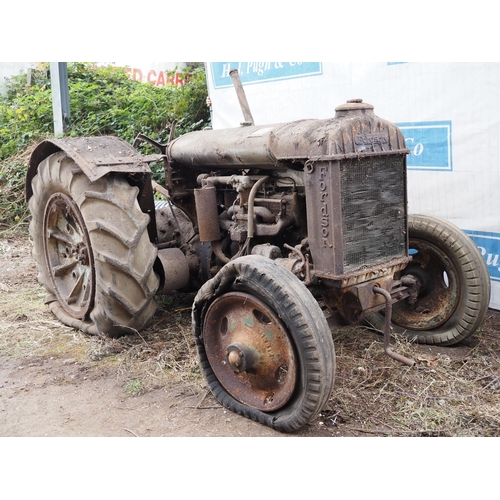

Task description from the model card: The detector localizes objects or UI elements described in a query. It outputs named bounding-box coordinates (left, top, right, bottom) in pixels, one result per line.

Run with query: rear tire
left=29, top=152, right=159, bottom=337
left=366, top=214, right=490, bottom=346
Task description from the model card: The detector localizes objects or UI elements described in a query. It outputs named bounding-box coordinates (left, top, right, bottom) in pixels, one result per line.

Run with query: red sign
left=124, top=67, right=187, bottom=87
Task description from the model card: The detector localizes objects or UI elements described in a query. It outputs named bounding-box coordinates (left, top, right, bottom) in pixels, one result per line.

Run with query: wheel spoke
left=47, top=227, right=74, bottom=245
left=52, top=259, right=78, bottom=277
left=64, top=270, right=85, bottom=304
left=43, top=192, right=94, bottom=319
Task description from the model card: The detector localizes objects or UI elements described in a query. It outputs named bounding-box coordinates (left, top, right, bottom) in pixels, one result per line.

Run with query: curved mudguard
left=26, top=136, right=155, bottom=201
left=26, top=136, right=159, bottom=243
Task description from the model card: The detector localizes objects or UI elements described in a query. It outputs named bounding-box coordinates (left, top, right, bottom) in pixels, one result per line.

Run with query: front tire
left=366, top=214, right=490, bottom=346
left=192, top=255, right=335, bottom=432
left=29, top=152, right=159, bottom=337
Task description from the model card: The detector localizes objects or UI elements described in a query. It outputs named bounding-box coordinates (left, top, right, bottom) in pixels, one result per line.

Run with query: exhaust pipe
left=229, top=69, right=255, bottom=126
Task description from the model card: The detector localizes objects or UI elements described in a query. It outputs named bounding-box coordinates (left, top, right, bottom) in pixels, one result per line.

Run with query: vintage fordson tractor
left=25, top=71, right=490, bottom=432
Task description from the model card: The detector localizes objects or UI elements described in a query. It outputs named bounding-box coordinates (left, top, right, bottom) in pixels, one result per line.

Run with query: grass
left=323, top=321, right=500, bottom=436
left=0, top=236, right=202, bottom=401
left=1, top=234, right=499, bottom=436
left=0, top=280, right=202, bottom=398
left=0, top=143, right=39, bottom=237
left=124, top=378, right=144, bottom=396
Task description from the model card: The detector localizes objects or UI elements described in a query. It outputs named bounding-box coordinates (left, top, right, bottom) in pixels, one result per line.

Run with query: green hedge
left=0, top=62, right=210, bottom=233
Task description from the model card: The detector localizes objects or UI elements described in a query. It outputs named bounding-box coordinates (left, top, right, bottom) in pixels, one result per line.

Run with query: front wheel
left=366, top=214, right=490, bottom=346
left=192, top=255, right=335, bottom=433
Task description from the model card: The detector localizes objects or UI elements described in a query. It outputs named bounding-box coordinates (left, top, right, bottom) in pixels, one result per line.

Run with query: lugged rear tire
left=29, top=151, right=159, bottom=337
left=366, top=214, right=490, bottom=346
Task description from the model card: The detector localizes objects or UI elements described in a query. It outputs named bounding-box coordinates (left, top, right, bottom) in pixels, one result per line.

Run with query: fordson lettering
left=319, top=165, right=332, bottom=248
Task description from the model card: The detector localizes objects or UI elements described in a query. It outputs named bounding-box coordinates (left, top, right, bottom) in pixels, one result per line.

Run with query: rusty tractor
left=25, top=70, right=490, bottom=432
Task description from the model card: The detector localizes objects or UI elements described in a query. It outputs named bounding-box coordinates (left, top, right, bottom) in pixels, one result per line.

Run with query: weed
left=124, top=378, right=144, bottom=396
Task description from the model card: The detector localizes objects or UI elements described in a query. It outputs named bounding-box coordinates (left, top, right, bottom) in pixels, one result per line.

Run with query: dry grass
left=0, top=143, right=40, bottom=236
left=0, top=284, right=202, bottom=396
left=110, top=293, right=201, bottom=394
left=322, top=320, right=500, bottom=436
left=1, top=235, right=499, bottom=436
left=0, top=237, right=202, bottom=395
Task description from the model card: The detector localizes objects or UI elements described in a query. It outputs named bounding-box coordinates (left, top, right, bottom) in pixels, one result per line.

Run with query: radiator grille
left=341, top=155, right=407, bottom=272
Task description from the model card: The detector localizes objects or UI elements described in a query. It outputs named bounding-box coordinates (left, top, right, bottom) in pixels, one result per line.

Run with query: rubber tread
left=29, top=152, right=159, bottom=337
left=192, top=255, right=335, bottom=433
left=366, top=214, right=490, bottom=346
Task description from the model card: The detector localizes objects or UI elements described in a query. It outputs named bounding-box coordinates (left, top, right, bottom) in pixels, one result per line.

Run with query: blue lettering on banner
left=210, top=62, right=322, bottom=88
left=396, top=121, right=453, bottom=171
left=464, top=230, right=499, bottom=281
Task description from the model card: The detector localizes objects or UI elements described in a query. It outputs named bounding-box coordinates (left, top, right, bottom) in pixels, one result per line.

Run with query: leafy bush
left=0, top=62, right=210, bottom=233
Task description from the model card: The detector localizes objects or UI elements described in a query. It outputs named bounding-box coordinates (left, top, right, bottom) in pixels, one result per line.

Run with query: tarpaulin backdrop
left=206, top=62, right=500, bottom=310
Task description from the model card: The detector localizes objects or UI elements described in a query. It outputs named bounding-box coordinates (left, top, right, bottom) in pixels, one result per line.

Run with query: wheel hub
left=203, top=292, right=297, bottom=411
left=43, top=192, right=95, bottom=319
left=392, top=239, right=459, bottom=330
left=226, top=342, right=261, bottom=373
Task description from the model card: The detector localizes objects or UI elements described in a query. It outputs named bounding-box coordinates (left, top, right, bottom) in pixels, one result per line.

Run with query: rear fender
left=26, top=136, right=158, bottom=243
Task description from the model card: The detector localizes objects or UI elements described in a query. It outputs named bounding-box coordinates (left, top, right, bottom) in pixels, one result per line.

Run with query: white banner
left=206, top=62, right=500, bottom=309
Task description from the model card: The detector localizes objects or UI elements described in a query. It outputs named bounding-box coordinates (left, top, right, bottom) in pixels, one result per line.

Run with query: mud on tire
left=29, top=152, right=159, bottom=337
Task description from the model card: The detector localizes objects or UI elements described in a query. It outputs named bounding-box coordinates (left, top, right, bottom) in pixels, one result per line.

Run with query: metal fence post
left=50, top=62, right=70, bottom=136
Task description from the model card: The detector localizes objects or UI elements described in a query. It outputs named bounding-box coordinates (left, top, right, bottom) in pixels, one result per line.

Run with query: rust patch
left=202, top=291, right=297, bottom=411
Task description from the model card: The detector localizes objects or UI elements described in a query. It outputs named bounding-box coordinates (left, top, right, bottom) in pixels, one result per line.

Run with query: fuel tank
left=167, top=99, right=409, bottom=170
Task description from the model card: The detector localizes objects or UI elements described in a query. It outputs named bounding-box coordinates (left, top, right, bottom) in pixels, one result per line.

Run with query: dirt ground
left=0, top=237, right=284, bottom=437
left=1, top=235, right=499, bottom=438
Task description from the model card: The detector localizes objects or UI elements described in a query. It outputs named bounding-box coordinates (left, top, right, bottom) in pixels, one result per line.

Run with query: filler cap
left=335, top=99, right=375, bottom=112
